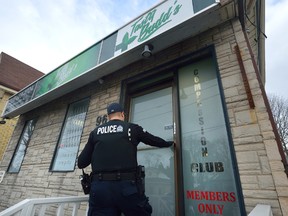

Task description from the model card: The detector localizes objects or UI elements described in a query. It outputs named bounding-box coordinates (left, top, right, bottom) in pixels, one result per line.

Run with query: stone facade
left=0, top=18, right=287, bottom=215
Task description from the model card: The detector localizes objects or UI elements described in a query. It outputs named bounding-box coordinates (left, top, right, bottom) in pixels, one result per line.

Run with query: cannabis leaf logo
left=115, top=32, right=137, bottom=52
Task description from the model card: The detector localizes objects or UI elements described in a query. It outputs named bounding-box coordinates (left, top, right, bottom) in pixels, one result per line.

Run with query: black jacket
left=78, top=119, right=173, bottom=172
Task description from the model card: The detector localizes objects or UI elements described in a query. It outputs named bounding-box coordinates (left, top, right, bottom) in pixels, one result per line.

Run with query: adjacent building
left=0, top=52, right=44, bottom=161
left=1, top=0, right=288, bottom=215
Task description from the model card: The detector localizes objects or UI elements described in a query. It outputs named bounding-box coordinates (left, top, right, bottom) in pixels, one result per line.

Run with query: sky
left=265, top=0, right=288, bottom=98
left=0, top=0, right=287, bottom=99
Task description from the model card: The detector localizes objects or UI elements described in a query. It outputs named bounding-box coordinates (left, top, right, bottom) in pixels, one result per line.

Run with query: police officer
left=78, top=102, right=174, bottom=216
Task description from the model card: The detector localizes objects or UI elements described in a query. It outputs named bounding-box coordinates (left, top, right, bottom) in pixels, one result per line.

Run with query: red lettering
left=209, top=191, right=216, bottom=200
left=198, top=203, right=205, bottom=213
left=195, top=191, right=201, bottom=200
left=198, top=203, right=225, bottom=214
left=186, top=191, right=194, bottom=199
left=230, top=192, right=236, bottom=202
left=206, top=203, right=213, bottom=213
left=222, top=192, right=229, bottom=201
left=218, top=205, right=224, bottom=214
left=216, top=192, right=222, bottom=201
left=186, top=190, right=237, bottom=202
left=200, top=191, right=209, bottom=200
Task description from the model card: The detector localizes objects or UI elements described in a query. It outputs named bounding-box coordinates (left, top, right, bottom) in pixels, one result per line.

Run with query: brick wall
left=0, top=89, right=18, bottom=161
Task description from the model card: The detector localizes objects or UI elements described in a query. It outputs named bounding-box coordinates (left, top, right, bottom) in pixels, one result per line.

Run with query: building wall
left=0, top=52, right=44, bottom=162
left=0, top=52, right=44, bottom=91
left=0, top=88, right=18, bottom=161
left=0, top=18, right=287, bottom=215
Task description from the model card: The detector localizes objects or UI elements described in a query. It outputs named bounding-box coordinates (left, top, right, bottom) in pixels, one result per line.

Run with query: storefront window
left=178, top=58, right=243, bottom=215
left=51, top=98, right=89, bottom=171
left=8, top=119, right=37, bottom=173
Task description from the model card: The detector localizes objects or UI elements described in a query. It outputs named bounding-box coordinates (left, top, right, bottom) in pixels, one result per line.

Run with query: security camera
left=142, top=44, right=154, bottom=58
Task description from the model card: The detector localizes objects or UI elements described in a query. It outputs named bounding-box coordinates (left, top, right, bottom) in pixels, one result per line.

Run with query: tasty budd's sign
left=115, top=0, right=192, bottom=55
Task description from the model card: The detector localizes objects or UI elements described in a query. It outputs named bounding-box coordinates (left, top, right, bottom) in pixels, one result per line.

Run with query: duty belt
left=92, top=172, right=136, bottom=181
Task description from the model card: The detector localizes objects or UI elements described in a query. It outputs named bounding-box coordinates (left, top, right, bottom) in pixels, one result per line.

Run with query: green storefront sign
left=2, top=0, right=217, bottom=118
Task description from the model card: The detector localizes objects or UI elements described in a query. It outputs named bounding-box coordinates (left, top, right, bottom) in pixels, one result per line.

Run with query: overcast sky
left=0, top=0, right=287, bottom=99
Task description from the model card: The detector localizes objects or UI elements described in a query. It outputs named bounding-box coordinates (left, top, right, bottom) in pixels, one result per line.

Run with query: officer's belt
left=92, top=172, right=136, bottom=181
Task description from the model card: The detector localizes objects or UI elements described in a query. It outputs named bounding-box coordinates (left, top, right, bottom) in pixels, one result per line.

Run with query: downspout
left=238, top=0, right=245, bottom=29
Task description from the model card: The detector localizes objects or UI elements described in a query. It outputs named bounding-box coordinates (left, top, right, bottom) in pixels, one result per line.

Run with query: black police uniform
left=78, top=119, right=173, bottom=216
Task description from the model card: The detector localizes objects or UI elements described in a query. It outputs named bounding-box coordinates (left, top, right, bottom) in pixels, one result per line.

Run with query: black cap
left=107, top=103, right=124, bottom=115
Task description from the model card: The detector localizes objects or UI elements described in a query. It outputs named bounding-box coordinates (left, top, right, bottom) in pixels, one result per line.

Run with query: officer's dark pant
left=88, top=180, right=152, bottom=216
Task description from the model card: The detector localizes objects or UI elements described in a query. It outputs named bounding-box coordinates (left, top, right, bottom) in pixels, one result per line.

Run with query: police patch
left=117, top=125, right=123, bottom=132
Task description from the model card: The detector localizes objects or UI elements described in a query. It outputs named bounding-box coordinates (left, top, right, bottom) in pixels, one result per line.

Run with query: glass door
left=130, top=87, right=175, bottom=216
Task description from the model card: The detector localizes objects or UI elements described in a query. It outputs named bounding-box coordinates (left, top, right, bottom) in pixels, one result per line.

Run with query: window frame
left=7, top=118, right=37, bottom=173
left=50, top=97, right=90, bottom=172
